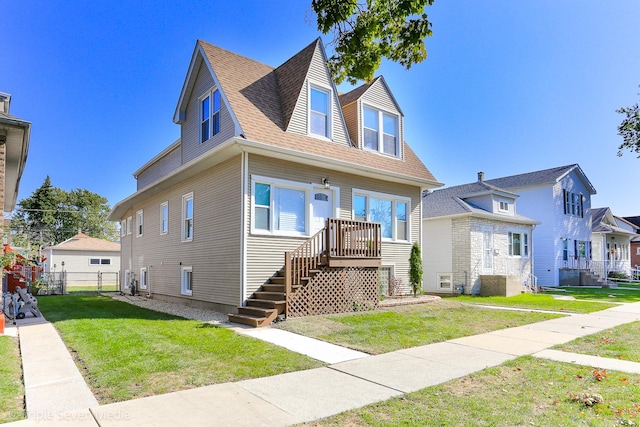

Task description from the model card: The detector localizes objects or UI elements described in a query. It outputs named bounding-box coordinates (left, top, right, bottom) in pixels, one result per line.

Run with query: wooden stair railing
left=229, top=218, right=382, bottom=327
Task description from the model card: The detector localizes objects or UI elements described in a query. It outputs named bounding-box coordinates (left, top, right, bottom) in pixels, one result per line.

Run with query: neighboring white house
left=591, top=208, right=637, bottom=279
left=483, top=164, right=597, bottom=286
left=44, top=233, right=121, bottom=287
left=422, top=173, right=538, bottom=295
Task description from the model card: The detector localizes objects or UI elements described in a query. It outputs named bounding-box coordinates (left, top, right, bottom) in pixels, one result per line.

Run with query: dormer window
left=499, top=201, right=509, bottom=212
left=309, top=85, right=331, bottom=138
left=363, top=105, right=399, bottom=157
left=200, top=89, right=220, bottom=143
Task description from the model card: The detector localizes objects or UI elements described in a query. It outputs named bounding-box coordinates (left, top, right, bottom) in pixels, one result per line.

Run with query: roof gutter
left=109, top=136, right=443, bottom=220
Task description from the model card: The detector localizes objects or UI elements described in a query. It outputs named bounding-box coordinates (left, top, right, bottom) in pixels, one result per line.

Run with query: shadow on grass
left=36, top=294, right=184, bottom=322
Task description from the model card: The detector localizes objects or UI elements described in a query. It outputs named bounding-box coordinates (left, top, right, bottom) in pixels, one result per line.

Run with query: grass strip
left=309, top=357, right=640, bottom=426
left=0, top=336, right=25, bottom=424
left=37, top=295, right=324, bottom=403
left=543, top=286, right=640, bottom=303
left=555, top=321, right=640, bottom=363
left=276, top=300, right=563, bottom=354
left=453, top=293, right=615, bottom=313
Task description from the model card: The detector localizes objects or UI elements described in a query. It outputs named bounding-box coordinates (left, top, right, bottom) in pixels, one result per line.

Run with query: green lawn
left=453, top=293, right=616, bottom=313
left=0, top=336, right=24, bottom=424
left=37, top=295, right=323, bottom=403
left=543, top=285, right=640, bottom=303
left=309, top=357, right=640, bottom=426
left=555, top=321, right=640, bottom=363
left=275, top=300, right=564, bottom=354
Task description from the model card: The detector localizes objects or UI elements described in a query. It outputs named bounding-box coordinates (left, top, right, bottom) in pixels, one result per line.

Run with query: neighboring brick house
left=482, top=164, right=596, bottom=287
left=108, top=39, right=441, bottom=326
left=422, top=173, right=538, bottom=295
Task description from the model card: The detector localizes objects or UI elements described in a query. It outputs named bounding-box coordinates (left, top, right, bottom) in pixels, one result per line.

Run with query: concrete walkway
left=3, top=301, right=640, bottom=426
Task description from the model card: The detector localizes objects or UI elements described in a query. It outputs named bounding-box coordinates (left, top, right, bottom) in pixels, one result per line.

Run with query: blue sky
left=3, top=1, right=640, bottom=216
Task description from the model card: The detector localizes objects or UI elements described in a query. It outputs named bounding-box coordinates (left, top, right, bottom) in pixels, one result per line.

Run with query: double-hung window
left=563, top=189, right=584, bottom=217
left=508, top=231, right=529, bottom=257
left=200, top=89, right=220, bottom=143
left=126, top=216, right=132, bottom=235
left=353, top=190, right=410, bottom=241
left=252, top=177, right=309, bottom=236
left=181, top=266, right=192, bottom=296
left=363, top=105, right=399, bottom=157
left=160, top=202, right=168, bottom=234
left=136, top=210, right=143, bottom=237
left=182, top=193, right=193, bottom=241
left=309, top=85, right=331, bottom=138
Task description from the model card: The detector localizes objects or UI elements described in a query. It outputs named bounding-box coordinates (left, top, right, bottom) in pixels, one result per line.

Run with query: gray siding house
left=108, top=39, right=441, bottom=325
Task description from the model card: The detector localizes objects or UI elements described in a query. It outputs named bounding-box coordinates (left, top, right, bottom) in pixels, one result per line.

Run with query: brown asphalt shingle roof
left=198, top=40, right=438, bottom=184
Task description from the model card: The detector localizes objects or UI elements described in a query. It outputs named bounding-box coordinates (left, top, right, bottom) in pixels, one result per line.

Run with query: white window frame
left=362, top=103, right=400, bottom=158
left=139, top=267, right=147, bottom=290
left=120, top=220, right=126, bottom=237
left=182, top=193, right=194, bottom=242
left=498, top=201, right=509, bottom=212
left=136, top=209, right=144, bottom=237
left=126, top=216, right=132, bottom=235
left=89, top=258, right=100, bottom=265
left=199, top=88, right=221, bottom=144
left=636, top=247, right=640, bottom=256
left=508, top=230, right=530, bottom=257
left=352, top=188, right=411, bottom=242
left=160, top=201, right=168, bottom=235
left=308, top=82, right=332, bottom=139
left=181, top=266, right=193, bottom=296
left=251, top=175, right=311, bottom=237
left=437, top=273, right=453, bottom=291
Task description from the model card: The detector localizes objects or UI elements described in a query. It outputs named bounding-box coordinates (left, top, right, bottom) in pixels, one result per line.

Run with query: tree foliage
left=616, top=91, right=640, bottom=157
left=312, top=0, right=434, bottom=84
left=10, top=176, right=118, bottom=248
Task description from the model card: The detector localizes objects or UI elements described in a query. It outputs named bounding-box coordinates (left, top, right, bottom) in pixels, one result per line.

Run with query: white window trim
left=508, top=229, right=530, bottom=258
left=199, top=88, right=221, bottom=144
left=160, top=201, right=168, bottom=235
left=351, top=188, right=411, bottom=242
left=120, top=220, right=126, bottom=237
left=126, top=216, right=132, bottom=235
left=251, top=175, right=311, bottom=237
left=139, top=267, right=147, bottom=290
left=182, top=193, right=194, bottom=242
left=136, top=209, right=144, bottom=237
left=362, top=102, right=401, bottom=158
left=181, top=266, right=193, bottom=296
left=498, top=200, right=509, bottom=212
left=437, top=273, right=453, bottom=291
left=308, top=81, right=333, bottom=140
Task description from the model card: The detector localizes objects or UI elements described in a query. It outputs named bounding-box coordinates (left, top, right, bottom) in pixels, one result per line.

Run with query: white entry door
left=482, top=228, right=494, bottom=274
left=311, top=187, right=334, bottom=233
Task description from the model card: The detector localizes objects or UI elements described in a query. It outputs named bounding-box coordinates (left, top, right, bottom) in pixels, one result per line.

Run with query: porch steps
left=228, top=269, right=289, bottom=327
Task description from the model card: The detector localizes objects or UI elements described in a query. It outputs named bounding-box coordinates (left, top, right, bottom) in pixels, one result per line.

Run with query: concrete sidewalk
left=5, top=301, right=640, bottom=426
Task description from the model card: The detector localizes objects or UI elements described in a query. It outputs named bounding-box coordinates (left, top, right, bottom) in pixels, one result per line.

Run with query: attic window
left=309, top=85, right=331, bottom=138
left=363, top=105, right=399, bottom=157
left=200, top=89, right=220, bottom=143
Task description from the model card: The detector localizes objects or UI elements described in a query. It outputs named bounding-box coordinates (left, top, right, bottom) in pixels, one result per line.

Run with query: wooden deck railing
left=284, top=219, right=381, bottom=317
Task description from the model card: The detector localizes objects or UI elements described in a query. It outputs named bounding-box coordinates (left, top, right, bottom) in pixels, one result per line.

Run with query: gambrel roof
left=484, top=164, right=597, bottom=195
left=176, top=39, right=438, bottom=185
